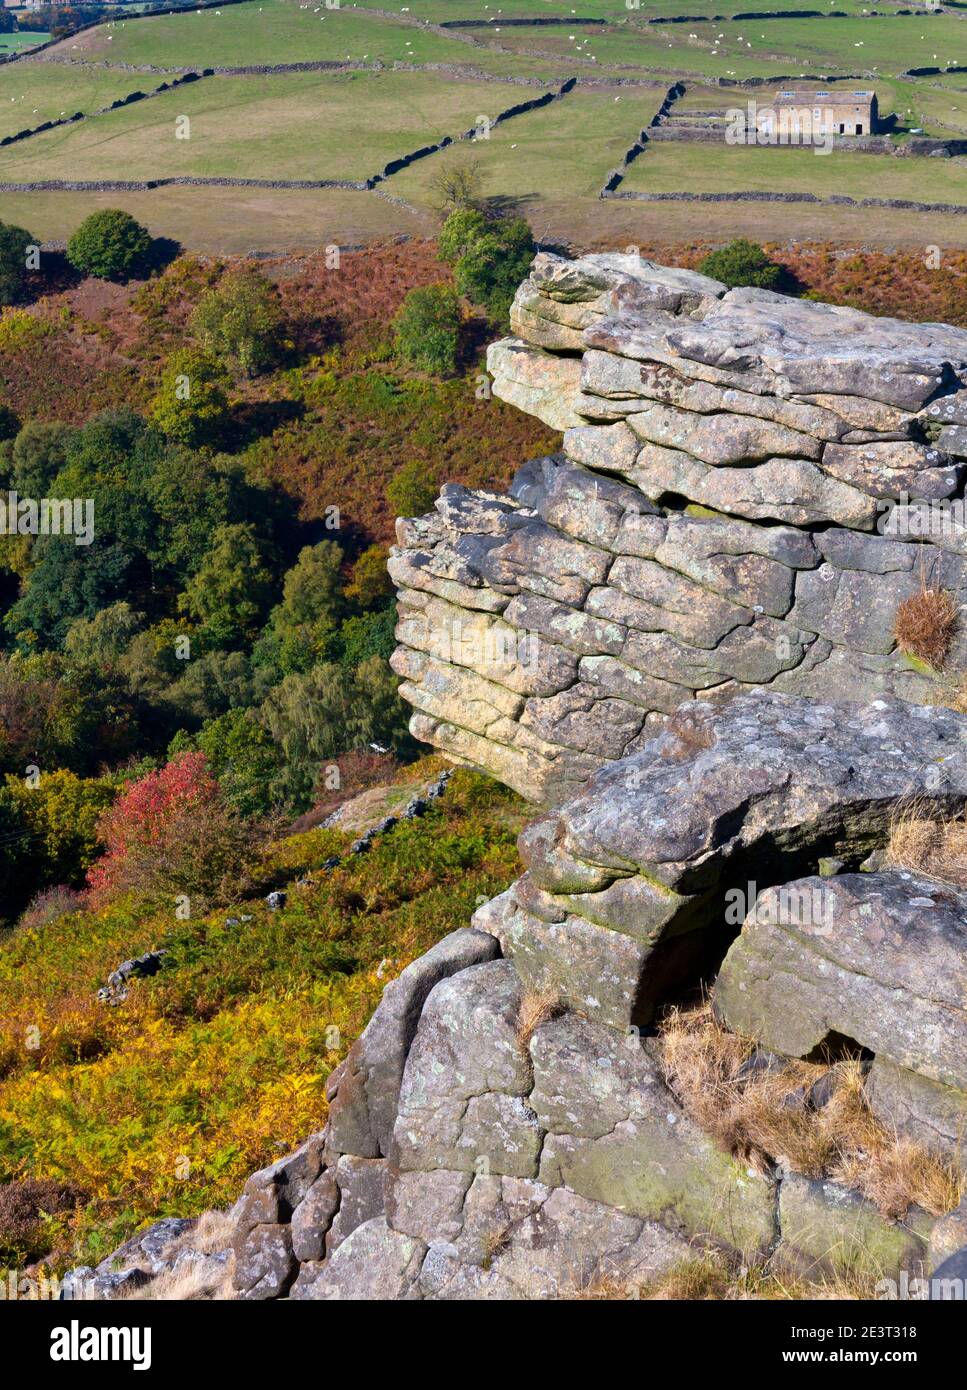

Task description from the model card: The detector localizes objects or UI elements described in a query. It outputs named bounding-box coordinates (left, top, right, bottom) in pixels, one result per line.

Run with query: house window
left=857, top=123, right=864, bottom=135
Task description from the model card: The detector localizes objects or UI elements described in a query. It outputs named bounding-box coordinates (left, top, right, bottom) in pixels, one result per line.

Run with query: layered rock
left=390, top=252, right=967, bottom=805
left=79, top=260, right=967, bottom=1304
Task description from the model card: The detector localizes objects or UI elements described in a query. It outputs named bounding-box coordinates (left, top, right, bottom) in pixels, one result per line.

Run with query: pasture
left=620, top=140, right=967, bottom=203
left=0, top=69, right=519, bottom=183
left=0, top=0, right=964, bottom=250
left=391, top=83, right=665, bottom=203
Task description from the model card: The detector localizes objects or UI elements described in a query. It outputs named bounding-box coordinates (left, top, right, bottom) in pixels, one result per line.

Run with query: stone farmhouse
left=760, top=88, right=879, bottom=138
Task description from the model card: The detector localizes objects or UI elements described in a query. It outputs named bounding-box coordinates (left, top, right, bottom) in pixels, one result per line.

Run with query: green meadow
left=0, top=69, right=516, bottom=183
left=621, top=140, right=967, bottom=204
left=0, top=0, right=962, bottom=245
left=392, top=83, right=664, bottom=202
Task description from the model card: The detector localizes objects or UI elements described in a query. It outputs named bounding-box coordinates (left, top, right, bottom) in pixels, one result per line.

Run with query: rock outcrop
left=79, top=259, right=967, bottom=1303
left=477, top=690, right=967, bottom=1032
left=390, top=252, right=967, bottom=805
left=210, top=694, right=965, bottom=1300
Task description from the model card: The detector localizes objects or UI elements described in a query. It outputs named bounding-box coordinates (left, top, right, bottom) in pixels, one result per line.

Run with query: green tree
left=162, top=649, right=264, bottom=723
left=437, top=207, right=488, bottom=266
left=335, top=606, right=397, bottom=669
left=66, top=209, right=152, bottom=282
left=4, top=538, right=137, bottom=651
left=191, top=267, right=285, bottom=377
left=259, top=655, right=406, bottom=809
left=0, top=651, right=138, bottom=776
left=142, top=446, right=282, bottom=584
left=117, top=621, right=189, bottom=701
left=3, top=768, right=114, bottom=890
left=254, top=540, right=345, bottom=677
left=698, top=239, right=785, bottom=291
left=393, top=283, right=463, bottom=377
left=171, top=707, right=282, bottom=817
left=427, top=157, right=484, bottom=213
left=64, top=601, right=144, bottom=670
left=53, top=408, right=168, bottom=562
left=345, top=543, right=393, bottom=608
left=386, top=458, right=439, bottom=518
left=149, top=348, right=231, bottom=448
left=0, top=221, right=34, bottom=306
left=450, top=214, right=534, bottom=324
left=6, top=421, right=76, bottom=498
left=178, top=522, right=275, bottom=647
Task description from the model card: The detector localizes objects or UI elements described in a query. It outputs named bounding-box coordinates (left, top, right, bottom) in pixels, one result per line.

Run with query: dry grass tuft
left=121, top=1209, right=236, bottom=1301
left=643, top=1253, right=733, bottom=1301
left=516, top=986, right=563, bottom=1049
left=562, top=1252, right=882, bottom=1301
left=893, top=586, right=959, bottom=669
left=171, top=1208, right=235, bottom=1258
left=659, top=1003, right=962, bottom=1220
left=886, top=801, right=967, bottom=890
left=122, top=1254, right=235, bottom=1302
left=481, top=1223, right=512, bottom=1269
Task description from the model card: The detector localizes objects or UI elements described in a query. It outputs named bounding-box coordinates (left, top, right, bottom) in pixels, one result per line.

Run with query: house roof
left=772, top=89, right=875, bottom=107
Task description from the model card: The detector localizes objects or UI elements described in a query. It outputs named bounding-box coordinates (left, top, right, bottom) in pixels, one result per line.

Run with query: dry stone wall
left=390, top=252, right=967, bottom=805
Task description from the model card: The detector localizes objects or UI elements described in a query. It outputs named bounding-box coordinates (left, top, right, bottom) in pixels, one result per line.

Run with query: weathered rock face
left=391, top=253, right=967, bottom=805
left=84, top=260, right=967, bottom=1303
left=211, top=694, right=965, bottom=1300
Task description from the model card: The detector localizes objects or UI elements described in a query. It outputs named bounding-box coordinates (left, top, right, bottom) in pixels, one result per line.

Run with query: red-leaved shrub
left=87, top=751, right=258, bottom=908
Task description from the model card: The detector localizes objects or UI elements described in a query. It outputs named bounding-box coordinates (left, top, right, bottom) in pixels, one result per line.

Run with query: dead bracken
left=659, top=1002, right=963, bottom=1222
left=893, top=586, right=959, bottom=669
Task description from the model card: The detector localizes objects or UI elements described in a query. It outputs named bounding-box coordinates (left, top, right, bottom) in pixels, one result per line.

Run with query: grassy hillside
left=47, top=0, right=558, bottom=73
left=0, top=70, right=526, bottom=183
left=1, top=0, right=965, bottom=249
left=0, top=765, right=528, bottom=1269
left=0, top=63, right=149, bottom=141
left=392, top=84, right=665, bottom=203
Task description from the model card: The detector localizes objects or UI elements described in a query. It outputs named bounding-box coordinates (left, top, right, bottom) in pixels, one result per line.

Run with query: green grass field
left=48, top=0, right=550, bottom=71
left=0, top=63, right=154, bottom=142
left=465, top=21, right=802, bottom=78
left=392, top=82, right=664, bottom=202
left=0, top=0, right=963, bottom=247
left=621, top=140, right=967, bottom=204
left=465, top=13, right=967, bottom=79
left=370, top=0, right=880, bottom=18
left=0, top=69, right=518, bottom=182
left=0, top=31, right=49, bottom=55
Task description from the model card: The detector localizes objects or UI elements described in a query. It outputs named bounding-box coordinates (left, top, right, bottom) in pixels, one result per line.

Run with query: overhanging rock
left=474, top=690, right=967, bottom=1031
left=391, top=252, right=967, bottom=806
